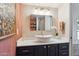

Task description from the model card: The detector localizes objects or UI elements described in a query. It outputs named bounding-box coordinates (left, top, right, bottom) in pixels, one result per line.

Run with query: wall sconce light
left=32, top=7, right=51, bottom=15
left=59, top=21, right=65, bottom=34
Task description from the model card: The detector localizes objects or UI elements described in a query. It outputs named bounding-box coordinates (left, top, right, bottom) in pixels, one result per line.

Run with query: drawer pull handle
left=22, top=50, right=29, bottom=52
left=62, top=53, right=67, bottom=55
left=62, top=46, right=67, bottom=48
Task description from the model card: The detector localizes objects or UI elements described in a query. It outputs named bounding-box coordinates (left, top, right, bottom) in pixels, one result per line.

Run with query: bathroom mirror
left=30, top=14, right=53, bottom=31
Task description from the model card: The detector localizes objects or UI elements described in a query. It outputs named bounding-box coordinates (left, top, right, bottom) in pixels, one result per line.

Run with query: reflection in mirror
left=45, top=16, right=52, bottom=31
left=30, top=14, right=53, bottom=31
left=38, top=16, right=45, bottom=30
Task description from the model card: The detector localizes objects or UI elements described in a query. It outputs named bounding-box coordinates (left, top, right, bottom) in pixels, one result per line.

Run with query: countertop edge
left=17, top=37, right=69, bottom=47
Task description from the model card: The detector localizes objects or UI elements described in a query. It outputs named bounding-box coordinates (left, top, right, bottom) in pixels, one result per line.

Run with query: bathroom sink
left=35, top=35, right=52, bottom=42
left=35, top=35, right=52, bottom=39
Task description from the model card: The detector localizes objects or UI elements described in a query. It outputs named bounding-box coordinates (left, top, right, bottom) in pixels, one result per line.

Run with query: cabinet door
left=34, top=45, right=47, bottom=56
left=58, top=43, right=69, bottom=56
left=16, top=46, right=34, bottom=56
left=48, top=44, right=58, bottom=56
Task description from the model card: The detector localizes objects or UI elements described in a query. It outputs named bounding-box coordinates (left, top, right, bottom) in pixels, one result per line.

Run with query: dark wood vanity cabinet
left=16, top=45, right=47, bottom=56
left=16, top=43, right=69, bottom=56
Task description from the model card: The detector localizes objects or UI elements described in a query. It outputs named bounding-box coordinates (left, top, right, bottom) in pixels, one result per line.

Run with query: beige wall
left=58, top=3, right=70, bottom=39
left=22, top=5, right=58, bottom=37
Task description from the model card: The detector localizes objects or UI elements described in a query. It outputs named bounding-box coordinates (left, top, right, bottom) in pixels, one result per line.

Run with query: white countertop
left=17, top=37, right=69, bottom=47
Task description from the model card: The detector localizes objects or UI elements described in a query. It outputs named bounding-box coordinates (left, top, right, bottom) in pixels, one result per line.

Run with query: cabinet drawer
left=16, top=46, right=34, bottom=56
left=59, top=43, right=69, bottom=50
left=59, top=50, right=69, bottom=56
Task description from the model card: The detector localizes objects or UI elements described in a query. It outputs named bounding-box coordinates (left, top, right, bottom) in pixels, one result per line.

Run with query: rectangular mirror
left=30, top=14, right=53, bottom=31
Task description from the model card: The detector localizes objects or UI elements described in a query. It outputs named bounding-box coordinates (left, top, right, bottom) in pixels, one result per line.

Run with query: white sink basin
left=35, top=35, right=52, bottom=42
left=35, top=35, right=52, bottom=39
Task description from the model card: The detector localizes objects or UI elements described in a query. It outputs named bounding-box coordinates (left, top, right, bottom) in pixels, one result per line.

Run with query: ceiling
left=25, top=3, right=63, bottom=8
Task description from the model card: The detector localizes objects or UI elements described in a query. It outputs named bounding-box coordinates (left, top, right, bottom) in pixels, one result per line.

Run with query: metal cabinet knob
left=48, top=46, right=51, bottom=48
left=44, top=46, right=46, bottom=48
